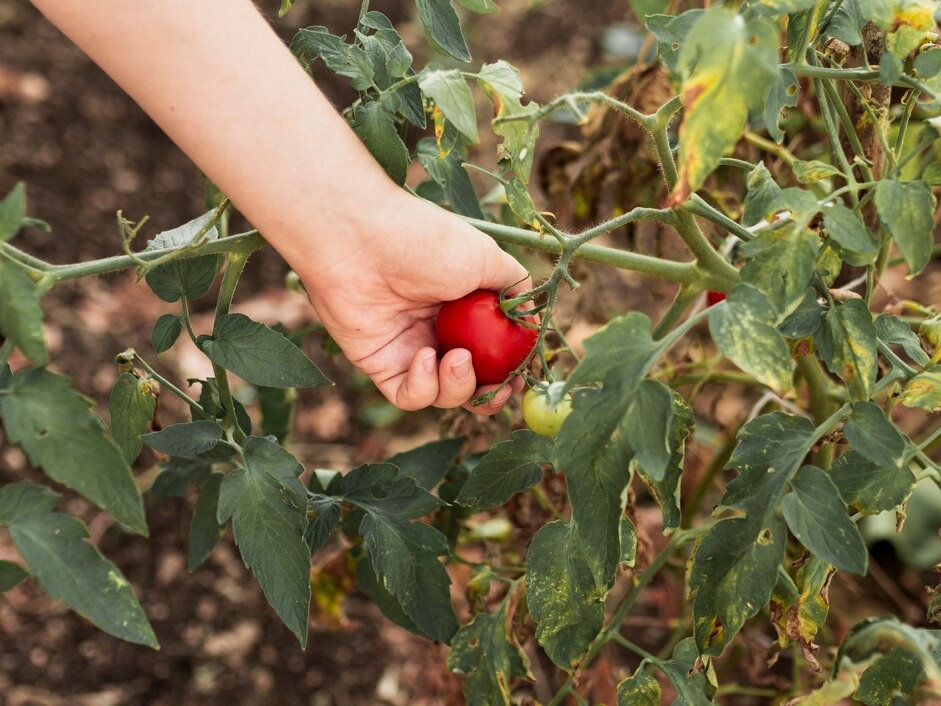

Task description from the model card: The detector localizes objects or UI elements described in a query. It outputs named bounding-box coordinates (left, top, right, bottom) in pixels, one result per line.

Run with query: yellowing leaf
left=671, top=8, right=780, bottom=203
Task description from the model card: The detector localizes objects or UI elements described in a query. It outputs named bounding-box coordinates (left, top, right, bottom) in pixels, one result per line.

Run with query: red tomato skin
left=706, top=290, right=726, bottom=306
left=435, top=290, right=537, bottom=384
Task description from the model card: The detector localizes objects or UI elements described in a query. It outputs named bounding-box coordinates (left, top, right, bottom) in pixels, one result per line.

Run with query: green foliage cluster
left=5, top=0, right=941, bottom=702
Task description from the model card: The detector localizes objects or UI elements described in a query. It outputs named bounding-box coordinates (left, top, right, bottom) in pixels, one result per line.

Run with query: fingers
left=387, top=347, right=520, bottom=416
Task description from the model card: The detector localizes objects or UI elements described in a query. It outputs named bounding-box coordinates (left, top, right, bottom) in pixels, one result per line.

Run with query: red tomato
left=435, top=290, right=537, bottom=384
left=706, top=290, right=726, bottom=306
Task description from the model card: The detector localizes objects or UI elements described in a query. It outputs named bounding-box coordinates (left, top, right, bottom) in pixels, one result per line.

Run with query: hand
left=299, top=192, right=531, bottom=415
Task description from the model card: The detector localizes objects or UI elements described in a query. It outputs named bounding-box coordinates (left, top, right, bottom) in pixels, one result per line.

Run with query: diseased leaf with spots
left=0, top=482, right=157, bottom=647
left=617, top=669, right=661, bottom=706
left=740, top=225, right=819, bottom=318
left=476, top=61, right=539, bottom=181
left=447, top=594, right=532, bottom=706
left=815, top=299, right=878, bottom=401
left=109, top=373, right=157, bottom=465
left=564, top=312, right=661, bottom=390
left=855, top=647, right=927, bottom=705
left=770, top=558, right=834, bottom=670
left=843, top=401, right=910, bottom=470
left=672, top=8, right=780, bottom=201
left=829, top=450, right=915, bottom=515
left=901, top=368, right=941, bottom=412
left=636, top=389, right=694, bottom=534
left=824, top=203, right=879, bottom=267
left=689, top=515, right=787, bottom=656
left=418, top=69, right=478, bottom=143
left=525, top=520, right=603, bottom=671
left=709, top=284, right=794, bottom=393
left=656, top=638, right=717, bottom=705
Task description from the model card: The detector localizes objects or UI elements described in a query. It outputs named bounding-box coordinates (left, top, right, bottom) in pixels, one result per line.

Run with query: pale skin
left=29, top=0, right=531, bottom=414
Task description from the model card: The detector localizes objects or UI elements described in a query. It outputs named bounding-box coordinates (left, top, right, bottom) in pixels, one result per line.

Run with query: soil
left=0, top=1, right=639, bottom=704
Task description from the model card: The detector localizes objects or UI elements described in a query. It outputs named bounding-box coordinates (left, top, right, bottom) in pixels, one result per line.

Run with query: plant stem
left=462, top=216, right=703, bottom=286
left=129, top=351, right=210, bottom=420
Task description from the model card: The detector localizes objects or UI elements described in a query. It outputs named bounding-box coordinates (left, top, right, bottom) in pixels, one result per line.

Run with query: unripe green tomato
left=522, top=383, right=573, bottom=436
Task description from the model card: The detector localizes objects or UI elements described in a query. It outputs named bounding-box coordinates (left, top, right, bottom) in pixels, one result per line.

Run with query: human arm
left=29, top=0, right=531, bottom=413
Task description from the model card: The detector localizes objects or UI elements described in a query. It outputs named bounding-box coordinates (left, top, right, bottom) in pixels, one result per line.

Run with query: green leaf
left=304, top=493, right=341, bottom=555
left=455, top=430, right=551, bottom=510
left=708, top=284, right=794, bottom=393
left=359, top=27, right=413, bottom=89
left=351, top=100, right=410, bottom=185
left=673, top=8, right=780, bottom=200
left=815, top=299, right=878, bottom=401
left=617, top=670, right=661, bottom=706
left=188, top=472, right=224, bottom=571
left=151, top=313, right=183, bottom=353
left=781, top=465, right=868, bottom=574
left=823, top=203, right=879, bottom=266
left=0, top=260, right=48, bottom=365
left=141, top=420, right=223, bottom=457
left=875, top=180, right=936, bottom=276
left=193, top=376, right=253, bottom=436
left=0, top=182, right=26, bottom=242
left=447, top=595, right=532, bottom=705
left=0, top=368, right=147, bottom=535
left=278, top=0, right=294, bottom=17
left=844, top=401, right=910, bottom=470
left=0, top=481, right=158, bottom=647
left=690, top=515, right=786, bottom=656
left=341, top=464, right=457, bottom=643
left=355, top=548, right=422, bottom=634
left=826, top=0, right=864, bottom=45
left=855, top=647, right=926, bottom=705
left=657, top=638, right=717, bottom=704
left=916, top=47, right=941, bottom=77
left=741, top=225, right=818, bottom=318
left=620, top=516, right=638, bottom=567
left=217, top=436, right=311, bottom=647
left=143, top=212, right=222, bottom=303
left=416, top=139, right=486, bottom=219
left=779, top=292, right=826, bottom=339
left=875, top=314, right=930, bottom=366
left=418, top=69, right=479, bottom=143
left=415, top=0, right=471, bottom=62
left=0, top=560, right=28, bottom=592
left=830, top=450, right=915, bottom=514
left=290, top=26, right=374, bottom=90
left=901, top=367, right=941, bottom=412
left=455, top=0, right=499, bottom=12
left=150, top=457, right=213, bottom=497
left=258, top=385, right=294, bottom=444
left=200, top=313, right=330, bottom=389
left=636, top=389, right=694, bottom=534
left=387, top=436, right=464, bottom=491
left=525, top=520, right=604, bottom=671
left=564, top=312, right=660, bottom=390
left=109, top=373, right=157, bottom=465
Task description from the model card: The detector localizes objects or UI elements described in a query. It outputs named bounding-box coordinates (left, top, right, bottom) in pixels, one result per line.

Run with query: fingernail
left=422, top=350, right=436, bottom=373
left=452, top=353, right=472, bottom=380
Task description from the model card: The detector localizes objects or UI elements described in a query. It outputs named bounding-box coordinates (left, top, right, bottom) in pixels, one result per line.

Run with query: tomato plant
left=435, top=289, right=537, bottom=384
left=5, top=0, right=941, bottom=703
left=522, top=383, right=572, bottom=436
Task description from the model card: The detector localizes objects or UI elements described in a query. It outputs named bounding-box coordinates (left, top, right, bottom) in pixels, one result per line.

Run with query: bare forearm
left=29, top=0, right=403, bottom=268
